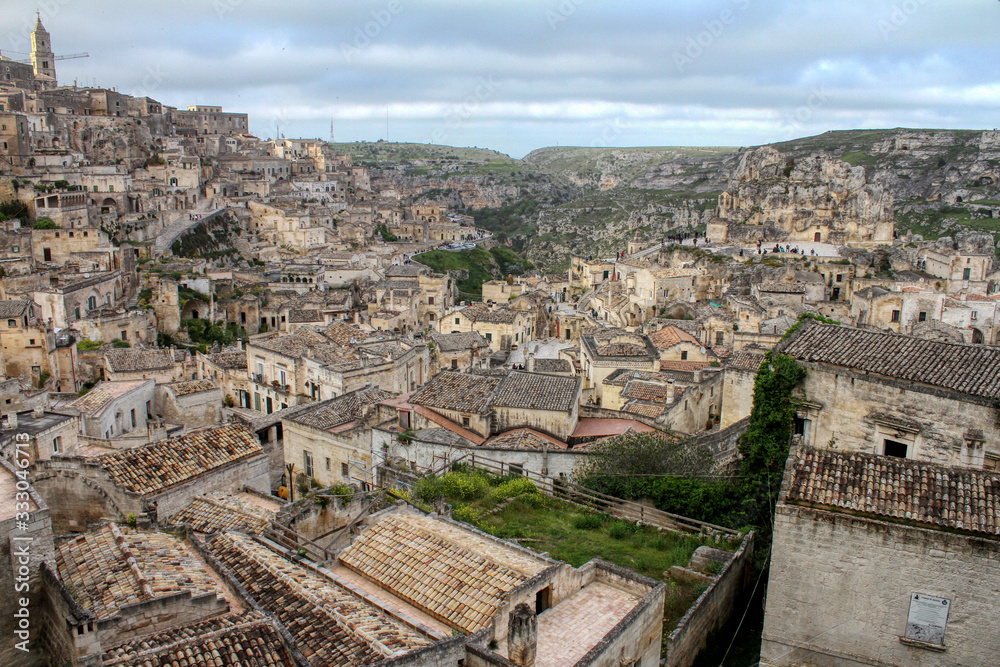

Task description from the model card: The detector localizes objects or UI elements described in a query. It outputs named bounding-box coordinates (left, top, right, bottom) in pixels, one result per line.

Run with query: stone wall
left=798, top=362, right=1000, bottom=466
left=664, top=531, right=755, bottom=667
left=149, top=454, right=270, bottom=521
left=762, top=506, right=1000, bottom=667
left=32, top=459, right=144, bottom=534
left=721, top=364, right=757, bottom=429
left=154, top=386, right=222, bottom=431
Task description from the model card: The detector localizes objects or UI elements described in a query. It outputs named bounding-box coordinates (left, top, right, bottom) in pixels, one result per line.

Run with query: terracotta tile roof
left=623, top=401, right=667, bottom=419
left=429, top=330, right=489, bottom=353
left=168, top=379, right=218, bottom=396
left=532, top=358, right=572, bottom=374
left=727, top=350, right=766, bottom=372
left=69, top=380, right=151, bottom=416
left=410, top=371, right=500, bottom=414
left=288, top=387, right=394, bottom=432
left=170, top=493, right=278, bottom=534
left=205, top=531, right=430, bottom=663
left=338, top=514, right=534, bottom=633
left=411, top=405, right=485, bottom=445
left=784, top=446, right=1000, bottom=536
left=0, top=300, right=31, bottom=318
left=287, top=308, right=323, bottom=323
left=492, top=371, right=579, bottom=413
left=105, top=348, right=177, bottom=372
left=458, top=302, right=521, bottom=323
left=205, top=349, right=247, bottom=370
left=778, top=322, right=1000, bottom=399
left=621, top=380, right=668, bottom=402
left=102, top=611, right=296, bottom=667
left=55, top=524, right=225, bottom=621
left=94, top=424, right=263, bottom=496
left=603, top=369, right=667, bottom=387
left=649, top=325, right=700, bottom=349
left=484, top=428, right=568, bottom=451
left=658, top=360, right=715, bottom=372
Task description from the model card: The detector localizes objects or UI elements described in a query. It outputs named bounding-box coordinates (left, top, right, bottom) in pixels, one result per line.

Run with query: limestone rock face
left=717, top=147, right=894, bottom=244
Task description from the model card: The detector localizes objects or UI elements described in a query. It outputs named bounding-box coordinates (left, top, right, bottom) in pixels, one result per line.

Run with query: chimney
left=693, top=368, right=702, bottom=383
left=666, top=379, right=675, bottom=404
left=527, top=351, right=535, bottom=373
left=507, top=603, right=537, bottom=667
left=32, top=406, right=44, bottom=419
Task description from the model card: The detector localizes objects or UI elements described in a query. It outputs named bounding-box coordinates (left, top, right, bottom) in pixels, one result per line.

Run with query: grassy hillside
left=328, top=141, right=521, bottom=166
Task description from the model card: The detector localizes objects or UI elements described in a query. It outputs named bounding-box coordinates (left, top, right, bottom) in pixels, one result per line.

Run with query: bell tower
left=31, top=13, right=57, bottom=83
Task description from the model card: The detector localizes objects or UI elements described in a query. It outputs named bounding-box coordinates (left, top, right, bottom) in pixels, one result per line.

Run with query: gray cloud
left=2, top=0, right=998, bottom=156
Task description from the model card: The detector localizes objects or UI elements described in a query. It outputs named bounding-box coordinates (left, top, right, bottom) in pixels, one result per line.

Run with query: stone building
left=32, top=423, right=269, bottom=531
left=154, top=379, right=222, bottom=431
left=0, top=409, right=78, bottom=463
left=281, top=386, right=395, bottom=489
left=103, top=347, right=185, bottom=383
left=408, top=370, right=582, bottom=442
left=777, top=321, right=1000, bottom=468
left=720, top=350, right=765, bottom=429
left=198, top=503, right=666, bottom=666
left=580, top=329, right=659, bottom=394
left=0, top=299, right=57, bottom=383
left=67, top=379, right=155, bottom=440
left=438, top=301, right=535, bottom=352
left=763, top=445, right=1000, bottom=667
left=428, top=330, right=490, bottom=373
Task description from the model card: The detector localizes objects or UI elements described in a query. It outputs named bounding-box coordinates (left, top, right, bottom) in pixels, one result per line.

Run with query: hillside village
left=0, top=18, right=999, bottom=667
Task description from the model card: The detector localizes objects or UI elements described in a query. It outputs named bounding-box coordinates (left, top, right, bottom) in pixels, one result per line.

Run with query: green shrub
left=439, top=472, right=489, bottom=501
left=452, top=503, right=480, bottom=525
left=608, top=520, right=637, bottom=540
left=328, top=483, right=354, bottom=504
left=572, top=514, right=603, bottom=530
left=33, top=218, right=59, bottom=229
left=490, top=477, right=539, bottom=503
left=77, top=339, right=103, bottom=351
left=112, top=340, right=131, bottom=348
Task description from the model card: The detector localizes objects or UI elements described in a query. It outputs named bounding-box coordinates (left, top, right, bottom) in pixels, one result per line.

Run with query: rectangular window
left=963, top=268, right=971, bottom=280
left=884, top=439, right=908, bottom=458
left=53, top=436, right=61, bottom=454
left=326, top=457, right=331, bottom=471
left=681, top=351, right=688, bottom=360
left=254, top=393, right=261, bottom=411
left=451, top=359, right=458, bottom=369
left=485, top=333, right=492, bottom=342
left=341, top=462, right=349, bottom=477
left=130, top=408, right=136, bottom=428
left=715, top=331, right=724, bottom=345
left=462, top=416, right=470, bottom=427
left=304, top=451, right=314, bottom=478
left=428, top=296, right=435, bottom=305
left=836, top=274, right=843, bottom=282
left=972, top=311, right=978, bottom=320
left=918, top=311, right=927, bottom=322
left=455, top=317, right=460, bottom=325
left=891, top=310, right=900, bottom=323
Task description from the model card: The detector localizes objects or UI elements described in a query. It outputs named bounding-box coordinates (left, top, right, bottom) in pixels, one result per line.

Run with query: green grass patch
left=413, top=247, right=496, bottom=300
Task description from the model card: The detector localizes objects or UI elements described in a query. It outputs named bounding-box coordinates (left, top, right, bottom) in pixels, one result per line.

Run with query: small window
left=304, top=451, right=314, bottom=478
left=972, top=311, right=978, bottom=321
left=918, top=312, right=927, bottom=322
left=326, top=457, right=331, bottom=471
left=428, top=296, right=435, bottom=305
left=53, top=436, right=61, bottom=453
left=455, top=317, right=460, bottom=325
left=485, top=333, right=492, bottom=342
left=715, top=331, right=724, bottom=345
left=681, top=351, right=688, bottom=360
left=836, top=274, right=843, bottom=282
left=462, top=416, right=471, bottom=427
left=341, top=462, right=349, bottom=477
left=6, top=319, right=14, bottom=327
left=884, top=440, right=908, bottom=458
left=451, top=359, right=458, bottom=369
left=891, top=310, right=900, bottom=323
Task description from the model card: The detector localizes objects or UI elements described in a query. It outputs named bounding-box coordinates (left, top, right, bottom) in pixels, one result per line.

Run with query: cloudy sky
left=2, top=0, right=998, bottom=157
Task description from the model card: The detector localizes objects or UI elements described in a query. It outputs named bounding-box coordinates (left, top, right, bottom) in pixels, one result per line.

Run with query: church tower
left=30, top=14, right=57, bottom=83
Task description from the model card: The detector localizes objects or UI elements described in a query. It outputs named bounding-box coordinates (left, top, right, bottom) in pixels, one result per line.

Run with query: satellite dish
left=84, top=273, right=91, bottom=278
left=700, top=346, right=706, bottom=355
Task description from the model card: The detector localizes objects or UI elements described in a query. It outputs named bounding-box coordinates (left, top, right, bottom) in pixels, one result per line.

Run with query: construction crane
left=0, top=50, right=89, bottom=65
